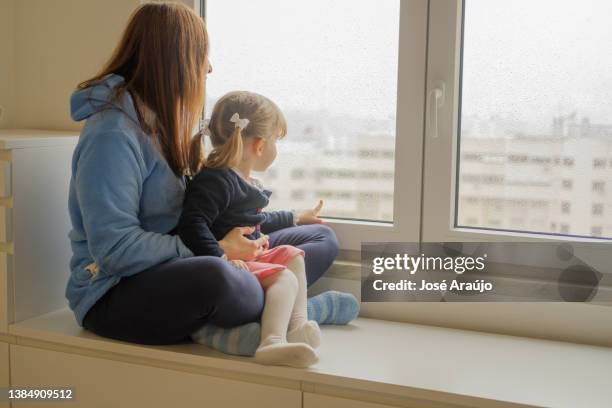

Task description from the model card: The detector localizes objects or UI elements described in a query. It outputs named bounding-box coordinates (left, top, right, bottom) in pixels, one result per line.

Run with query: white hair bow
left=230, top=113, right=250, bottom=130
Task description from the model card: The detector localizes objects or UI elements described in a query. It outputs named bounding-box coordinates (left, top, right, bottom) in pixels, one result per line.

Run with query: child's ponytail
left=205, top=113, right=248, bottom=169
left=205, top=126, right=243, bottom=169
left=188, top=112, right=248, bottom=174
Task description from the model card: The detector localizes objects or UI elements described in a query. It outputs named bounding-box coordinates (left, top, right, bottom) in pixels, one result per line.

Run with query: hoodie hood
left=70, top=73, right=138, bottom=123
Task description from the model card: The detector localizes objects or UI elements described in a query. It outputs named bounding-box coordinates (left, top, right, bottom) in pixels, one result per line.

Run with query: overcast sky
left=464, top=0, right=612, bottom=133
left=205, top=0, right=612, bottom=134
left=206, top=0, right=399, bottom=120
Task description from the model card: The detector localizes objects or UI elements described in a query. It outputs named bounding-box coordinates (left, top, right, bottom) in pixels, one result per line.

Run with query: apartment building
left=261, top=115, right=612, bottom=238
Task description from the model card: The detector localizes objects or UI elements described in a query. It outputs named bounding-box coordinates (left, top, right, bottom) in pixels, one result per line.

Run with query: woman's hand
left=261, top=234, right=270, bottom=250
left=297, top=200, right=324, bottom=225
left=219, top=226, right=268, bottom=261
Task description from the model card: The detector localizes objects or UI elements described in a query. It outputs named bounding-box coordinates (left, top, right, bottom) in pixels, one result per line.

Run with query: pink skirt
left=246, top=244, right=305, bottom=281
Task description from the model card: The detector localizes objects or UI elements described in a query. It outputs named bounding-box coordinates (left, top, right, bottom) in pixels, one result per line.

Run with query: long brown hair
left=78, top=2, right=208, bottom=177
left=189, top=91, right=287, bottom=175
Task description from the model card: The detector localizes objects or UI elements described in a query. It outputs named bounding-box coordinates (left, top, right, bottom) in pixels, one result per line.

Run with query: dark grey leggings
left=82, top=224, right=339, bottom=345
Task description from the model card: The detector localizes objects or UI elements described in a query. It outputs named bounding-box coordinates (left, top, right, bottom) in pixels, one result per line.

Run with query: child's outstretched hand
left=297, top=200, right=324, bottom=225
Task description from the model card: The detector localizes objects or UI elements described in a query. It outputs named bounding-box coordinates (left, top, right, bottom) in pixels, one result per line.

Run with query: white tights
left=254, top=255, right=321, bottom=368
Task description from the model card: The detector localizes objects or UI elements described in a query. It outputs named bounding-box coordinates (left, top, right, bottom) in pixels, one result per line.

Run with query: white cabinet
left=0, top=130, right=78, bottom=329
left=0, top=342, right=7, bottom=385
left=10, top=345, right=301, bottom=408
left=0, top=342, right=8, bottom=408
left=0, top=151, right=10, bottom=333
left=0, top=252, right=7, bottom=333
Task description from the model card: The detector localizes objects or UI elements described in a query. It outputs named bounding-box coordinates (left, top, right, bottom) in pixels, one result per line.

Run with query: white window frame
left=200, top=0, right=428, bottom=251
left=201, top=0, right=612, bottom=344
left=389, top=0, right=612, bottom=345
left=422, top=0, right=611, bottom=261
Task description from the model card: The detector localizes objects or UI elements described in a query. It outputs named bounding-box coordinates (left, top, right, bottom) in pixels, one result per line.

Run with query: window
left=424, top=0, right=612, bottom=241
left=593, top=158, right=607, bottom=169
left=592, top=181, right=605, bottom=193
left=204, top=0, right=400, bottom=223
left=561, top=202, right=571, bottom=215
left=421, top=0, right=612, bottom=346
left=592, top=203, right=604, bottom=216
left=202, top=0, right=612, bottom=344
left=203, top=0, right=426, bottom=251
left=203, top=1, right=611, bottom=245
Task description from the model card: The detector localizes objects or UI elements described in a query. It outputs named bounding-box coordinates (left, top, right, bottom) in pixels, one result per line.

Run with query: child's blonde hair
left=189, top=91, right=287, bottom=174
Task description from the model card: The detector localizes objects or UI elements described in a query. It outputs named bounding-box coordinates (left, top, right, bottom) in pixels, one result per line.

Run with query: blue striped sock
left=190, top=322, right=261, bottom=356
left=191, top=291, right=359, bottom=357
left=307, top=290, right=360, bottom=325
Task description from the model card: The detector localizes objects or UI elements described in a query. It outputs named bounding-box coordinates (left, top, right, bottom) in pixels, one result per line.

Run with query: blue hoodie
left=65, top=73, right=193, bottom=327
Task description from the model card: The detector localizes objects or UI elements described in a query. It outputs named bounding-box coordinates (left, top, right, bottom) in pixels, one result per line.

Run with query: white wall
left=0, top=0, right=201, bottom=131
left=11, top=0, right=142, bottom=131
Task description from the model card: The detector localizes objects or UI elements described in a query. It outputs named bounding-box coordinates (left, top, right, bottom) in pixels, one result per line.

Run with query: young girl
left=177, top=91, right=323, bottom=368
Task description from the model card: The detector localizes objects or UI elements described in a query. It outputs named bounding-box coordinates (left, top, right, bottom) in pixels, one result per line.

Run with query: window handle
left=428, top=81, right=446, bottom=138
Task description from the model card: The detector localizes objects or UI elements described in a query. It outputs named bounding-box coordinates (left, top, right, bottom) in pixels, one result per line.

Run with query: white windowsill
left=4, top=307, right=611, bottom=408
left=318, top=263, right=612, bottom=350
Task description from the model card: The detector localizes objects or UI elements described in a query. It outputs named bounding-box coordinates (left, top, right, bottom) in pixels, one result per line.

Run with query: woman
left=65, top=2, right=354, bottom=351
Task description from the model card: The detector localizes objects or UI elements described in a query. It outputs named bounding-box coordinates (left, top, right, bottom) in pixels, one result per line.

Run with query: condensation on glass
left=457, top=0, right=612, bottom=238
left=205, top=0, right=400, bottom=222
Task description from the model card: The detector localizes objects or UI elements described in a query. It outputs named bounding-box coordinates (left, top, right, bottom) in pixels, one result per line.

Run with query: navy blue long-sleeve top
left=177, top=167, right=295, bottom=257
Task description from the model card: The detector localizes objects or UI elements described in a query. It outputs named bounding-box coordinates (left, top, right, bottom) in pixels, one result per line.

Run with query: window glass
left=457, top=0, right=612, bottom=238
left=205, top=0, right=400, bottom=222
